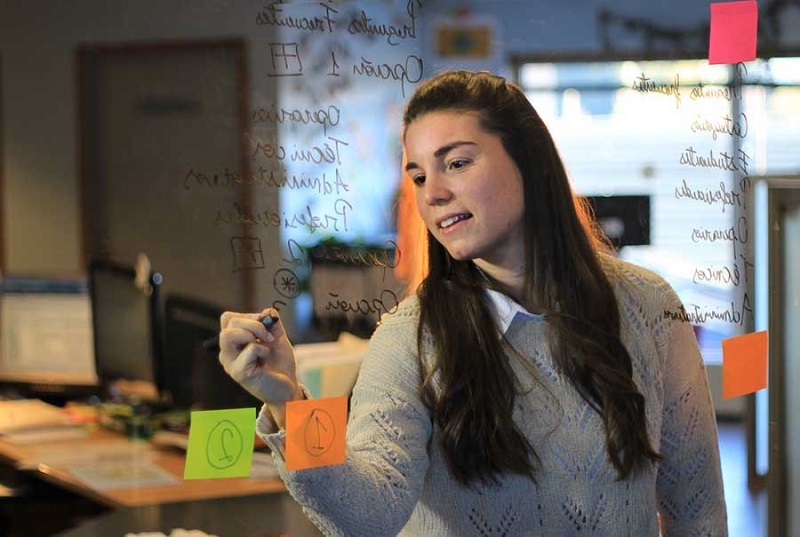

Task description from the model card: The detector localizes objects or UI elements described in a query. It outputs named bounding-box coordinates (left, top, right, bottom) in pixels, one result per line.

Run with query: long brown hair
left=402, top=70, right=661, bottom=486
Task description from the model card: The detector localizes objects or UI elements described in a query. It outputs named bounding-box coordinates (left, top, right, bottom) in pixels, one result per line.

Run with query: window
left=517, top=58, right=800, bottom=364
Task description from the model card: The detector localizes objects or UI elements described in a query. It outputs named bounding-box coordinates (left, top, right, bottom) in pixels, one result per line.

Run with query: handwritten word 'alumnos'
left=252, top=135, right=349, bottom=166
left=256, top=2, right=337, bottom=33
left=691, top=216, right=748, bottom=244
left=352, top=54, right=424, bottom=97
left=348, top=0, right=420, bottom=46
left=692, top=254, right=753, bottom=286
left=325, top=289, right=400, bottom=318
left=674, top=179, right=743, bottom=213
left=632, top=73, right=681, bottom=109
left=691, top=112, right=748, bottom=140
left=251, top=104, right=339, bottom=135
left=215, top=200, right=353, bottom=234
left=183, top=167, right=350, bottom=196
left=663, top=293, right=752, bottom=327
left=679, top=146, right=750, bottom=175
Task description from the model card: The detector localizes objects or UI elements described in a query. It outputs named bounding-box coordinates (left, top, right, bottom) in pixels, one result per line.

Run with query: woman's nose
left=423, top=175, right=452, bottom=206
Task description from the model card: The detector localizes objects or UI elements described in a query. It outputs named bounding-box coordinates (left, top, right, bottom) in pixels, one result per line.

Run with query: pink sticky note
left=709, top=1, right=758, bottom=65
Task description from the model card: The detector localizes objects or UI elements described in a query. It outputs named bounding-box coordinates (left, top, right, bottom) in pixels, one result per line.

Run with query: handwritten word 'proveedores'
left=674, top=178, right=743, bottom=213
left=251, top=104, right=340, bottom=135
left=663, top=293, right=753, bottom=327
left=632, top=73, right=682, bottom=109
left=215, top=200, right=353, bottom=234
left=251, top=135, right=349, bottom=166
left=183, top=167, right=350, bottom=196
left=255, top=0, right=420, bottom=47
left=691, top=113, right=748, bottom=140
left=679, top=146, right=750, bottom=175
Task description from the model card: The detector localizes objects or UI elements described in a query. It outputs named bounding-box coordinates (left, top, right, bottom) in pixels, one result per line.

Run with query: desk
left=0, top=428, right=321, bottom=536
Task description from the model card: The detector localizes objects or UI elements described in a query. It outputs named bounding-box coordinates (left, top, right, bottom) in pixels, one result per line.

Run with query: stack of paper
left=0, top=399, right=87, bottom=443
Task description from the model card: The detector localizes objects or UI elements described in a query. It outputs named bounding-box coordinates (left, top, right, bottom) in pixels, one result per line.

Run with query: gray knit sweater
left=259, top=256, right=728, bottom=536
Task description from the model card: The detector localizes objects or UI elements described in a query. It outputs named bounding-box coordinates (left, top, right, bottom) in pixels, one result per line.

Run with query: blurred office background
left=2, top=1, right=800, bottom=535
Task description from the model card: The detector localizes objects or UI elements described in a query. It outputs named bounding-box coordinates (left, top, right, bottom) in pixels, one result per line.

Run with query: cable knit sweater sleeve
left=258, top=299, right=431, bottom=536
left=646, top=274, right=728, bottom=535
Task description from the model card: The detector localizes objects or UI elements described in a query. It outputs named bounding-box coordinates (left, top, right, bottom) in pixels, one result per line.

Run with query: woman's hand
left=218, top=308, right=303, bottom=428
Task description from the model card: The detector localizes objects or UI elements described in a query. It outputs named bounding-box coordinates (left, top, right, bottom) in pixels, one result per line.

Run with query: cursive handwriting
left=251, top=104, right=340, bottom=136
left=632, top=72, right=682, bottom=109
left=183, top=167, right=350, bottom=196
left=352, top=54, right=424, bottom=97
left=679, top=146, right=750, bottom=175
left=674, top=178, right=743, bottom=213
left=691, top=216, right=748, bottom=244
left=692, top=254, right=753, bottom=286
left=690, top=112, right=748, bottom=140
left=325, top=289, right=400, bottom=318
left=663, top=293, right=753, bottom=327
left=215, top=199, right=353, bottom=234
left=251, top=135, right=349, bottom=165
left=256, top=2, right=337, bottom=33
left=348, top=0, right=420, bottom=46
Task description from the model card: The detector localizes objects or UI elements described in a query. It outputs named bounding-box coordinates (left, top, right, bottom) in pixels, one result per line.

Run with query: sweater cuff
left=255, top=384, right=312, bottom=459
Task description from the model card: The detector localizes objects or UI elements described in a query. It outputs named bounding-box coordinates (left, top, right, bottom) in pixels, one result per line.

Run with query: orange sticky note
left=285, top=396, right=347, bottom=471
left=722, top=330, right=767, bottom=399
left=709, top=1, right=758, bottom=65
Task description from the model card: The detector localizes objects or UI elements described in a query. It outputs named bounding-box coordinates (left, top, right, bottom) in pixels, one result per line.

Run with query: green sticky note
left=183, top=407, right=256, bottom=479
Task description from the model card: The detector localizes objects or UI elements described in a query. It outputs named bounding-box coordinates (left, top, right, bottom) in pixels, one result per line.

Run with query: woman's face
left=404, top=110, right=526, bottom=276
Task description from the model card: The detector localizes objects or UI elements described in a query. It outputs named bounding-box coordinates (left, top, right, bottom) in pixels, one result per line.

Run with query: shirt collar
left=485, top=288, right=544, bottom=334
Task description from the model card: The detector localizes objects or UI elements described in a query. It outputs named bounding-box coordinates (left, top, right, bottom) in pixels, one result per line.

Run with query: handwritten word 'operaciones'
left=215, top=200, right=353, bottom=234
left=632, top=73, right=681, bottom=109
left=691, top=112, right=748, bottom=140
left=679, top=146, right=750, bottom=175
left=352, top=54, right=424, bottom=97
left=692, top=255, right=753, bottom=286
left=256, top=2, right=337, bottom=33
left=325, top=289, right=400, bottom=318
left=348, top=0, right=420, bottom=46
left=674, top=179, right=743, bottom=213
left=183, top=167, right=350, bottom=196
left=251, top=104, right=339, bottom=135
left=252, top=135, right=349, bottom=165
left=691, top=216, right=748, bottom=244
left=663, top=293, right=752, bottom=327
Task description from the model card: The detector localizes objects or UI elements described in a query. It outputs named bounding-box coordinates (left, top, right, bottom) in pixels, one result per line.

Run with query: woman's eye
left=448, top=159, right=469, bottom=170
left=411, top=173, right=426, bottom=186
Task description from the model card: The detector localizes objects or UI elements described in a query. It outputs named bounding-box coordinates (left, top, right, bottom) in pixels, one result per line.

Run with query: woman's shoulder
left=597, top=252, right=680, bottom=310
left=376, top=292, right=421, bottom=328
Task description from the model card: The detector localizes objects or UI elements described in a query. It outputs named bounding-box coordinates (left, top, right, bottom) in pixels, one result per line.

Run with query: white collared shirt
left=485, top=288, right=545, bottom=334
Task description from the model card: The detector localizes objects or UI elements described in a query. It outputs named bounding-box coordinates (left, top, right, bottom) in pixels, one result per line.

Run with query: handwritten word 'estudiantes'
left=679, top=147, right=750, bottom=175
left=255, top=0, right=420, bottom=47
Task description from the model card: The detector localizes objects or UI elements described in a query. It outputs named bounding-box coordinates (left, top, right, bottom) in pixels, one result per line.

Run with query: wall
left=4, top=0, right=800, bottom=416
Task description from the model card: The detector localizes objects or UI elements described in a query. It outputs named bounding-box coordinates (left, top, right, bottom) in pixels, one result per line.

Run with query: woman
left=219, top=70, right=727, bottom=535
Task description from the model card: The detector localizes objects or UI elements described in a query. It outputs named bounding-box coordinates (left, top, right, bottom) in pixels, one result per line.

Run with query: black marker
left=202, top=314, right=280, bottom=350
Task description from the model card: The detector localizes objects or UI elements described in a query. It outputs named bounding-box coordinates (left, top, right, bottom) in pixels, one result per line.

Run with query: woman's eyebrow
left=405, top=140, right=477, bottom=172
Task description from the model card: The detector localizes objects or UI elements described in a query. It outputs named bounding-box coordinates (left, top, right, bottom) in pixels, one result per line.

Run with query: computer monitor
left=581, top=194, right=651, bottom=249
left=161, top=293, right=261, bottom=411
left=88, top=260, right=164, bottom=402
left=0, top=277, right=98, bottom=401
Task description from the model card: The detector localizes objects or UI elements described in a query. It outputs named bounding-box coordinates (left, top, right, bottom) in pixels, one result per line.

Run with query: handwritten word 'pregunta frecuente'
left=183, top=167, right=350, bottom=196
left=255, top=0, right=421, bottom=46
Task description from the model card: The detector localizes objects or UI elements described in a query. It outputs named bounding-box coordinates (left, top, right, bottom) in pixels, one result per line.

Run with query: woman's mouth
left=438, top=213, right=472, bottom=229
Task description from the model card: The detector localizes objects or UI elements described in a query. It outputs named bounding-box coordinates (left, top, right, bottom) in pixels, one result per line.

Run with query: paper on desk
left=69, top=460, right=180, bottom=490
left=15, top=439, right=155, bottom=470
left=0, top=399, right=74, bottom=433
